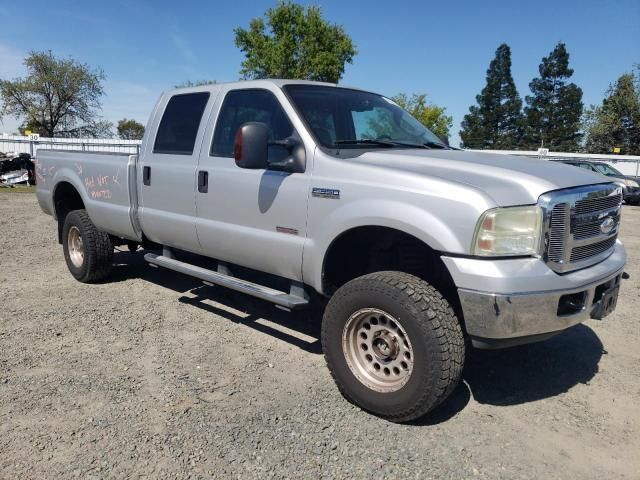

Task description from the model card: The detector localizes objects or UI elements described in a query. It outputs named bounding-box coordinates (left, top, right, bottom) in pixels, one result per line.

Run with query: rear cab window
left=153, top=92, right=210, bottom=155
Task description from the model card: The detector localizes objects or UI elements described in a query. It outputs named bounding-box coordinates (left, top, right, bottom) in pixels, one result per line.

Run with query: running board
left=144, top=253, right=309, bottom=310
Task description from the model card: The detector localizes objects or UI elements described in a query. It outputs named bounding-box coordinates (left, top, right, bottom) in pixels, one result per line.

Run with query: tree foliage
left=234, top=1, right=356, bottom=83
left=584, top=69, right=640, bottom=155
left=117, top=118, right=145, bottom=140
left=0, top=50, right=111, bottom=138
left=523, top=42, right=583, bottom=151
left=391, top=93, right=452, bottom=140
left=460, top=44, right=523, bottom=149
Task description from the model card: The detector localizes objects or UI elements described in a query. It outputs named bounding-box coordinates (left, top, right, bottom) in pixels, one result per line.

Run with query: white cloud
left=0, top=43, right=26, bottom=80
left=101, top=80, right=162, bottom=127
left=170, top=33, right=197, bottom=63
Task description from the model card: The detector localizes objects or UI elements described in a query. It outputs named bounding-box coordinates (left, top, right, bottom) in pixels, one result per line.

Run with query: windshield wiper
left=423, top=140, right=449, bottom=149
left=334, top=139, right=395, bottom=147
left=333, top=139, right=427, bottom=149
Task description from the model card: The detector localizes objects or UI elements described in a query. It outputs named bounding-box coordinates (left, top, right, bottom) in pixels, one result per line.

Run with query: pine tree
left=524, top=42, right=583, bottom=151
left=460, top=44, right=523, bottom=149
left=584, top=70, right=640, bottom=155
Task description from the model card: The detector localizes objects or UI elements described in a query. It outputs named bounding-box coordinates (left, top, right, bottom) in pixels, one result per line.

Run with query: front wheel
left=322, top=271, right=465, bottom=422
left=62, top=209, right=113, bottom=283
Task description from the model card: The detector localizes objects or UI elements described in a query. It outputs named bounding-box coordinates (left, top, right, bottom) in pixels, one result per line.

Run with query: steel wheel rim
left=342, top=308, right=414, bottom=393
left=67, top=226, right=85, bottom=268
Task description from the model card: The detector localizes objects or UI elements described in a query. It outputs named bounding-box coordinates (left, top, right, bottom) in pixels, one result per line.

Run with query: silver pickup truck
left=36, top=80, right=627, bottom=422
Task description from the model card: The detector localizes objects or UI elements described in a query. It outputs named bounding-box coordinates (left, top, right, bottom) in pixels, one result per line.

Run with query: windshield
left=593, top=163, right=623, bottom=176
left=284, top=85, right=447, bottom=149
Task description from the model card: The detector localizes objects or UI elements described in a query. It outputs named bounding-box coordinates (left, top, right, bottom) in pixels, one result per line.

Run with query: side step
left=144, top=253, right=309, bottom=310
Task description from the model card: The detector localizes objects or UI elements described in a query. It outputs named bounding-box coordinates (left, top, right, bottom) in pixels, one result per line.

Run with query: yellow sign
left=613, top=147, right=621, bottom=153
left=24, top=130, right=31, bottom=136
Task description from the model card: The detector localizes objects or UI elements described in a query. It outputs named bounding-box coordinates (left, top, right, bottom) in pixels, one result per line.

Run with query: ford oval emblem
left=600, top=217, right=615, bottom=234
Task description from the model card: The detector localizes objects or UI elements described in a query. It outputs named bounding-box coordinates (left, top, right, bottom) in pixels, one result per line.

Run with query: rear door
left=138, top=91, right=213, bottom=252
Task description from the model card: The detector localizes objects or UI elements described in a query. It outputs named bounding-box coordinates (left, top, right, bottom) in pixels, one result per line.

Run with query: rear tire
left=322, top=271, right=465, bottom=422
left=62, top=209, right=113, bottom=283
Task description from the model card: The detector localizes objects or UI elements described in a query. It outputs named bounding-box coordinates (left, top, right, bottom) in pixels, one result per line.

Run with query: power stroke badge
left=312, top=187, right=341, bottom=199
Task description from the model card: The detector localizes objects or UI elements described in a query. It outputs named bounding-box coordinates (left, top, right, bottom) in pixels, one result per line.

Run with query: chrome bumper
left=443, top=242, right=627, bottom=347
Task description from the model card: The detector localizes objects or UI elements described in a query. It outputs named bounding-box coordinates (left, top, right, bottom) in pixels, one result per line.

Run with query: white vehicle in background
left=0, top=153, right=34, bottom=186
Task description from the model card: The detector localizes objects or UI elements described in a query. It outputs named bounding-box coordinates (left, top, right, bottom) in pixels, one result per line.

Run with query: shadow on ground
left=111, top=250, right=322, bottom=354
left=111, top=250, right=605, bottom=422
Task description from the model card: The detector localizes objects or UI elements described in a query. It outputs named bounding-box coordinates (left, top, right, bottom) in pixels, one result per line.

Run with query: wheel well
left=322, top=226, right=463, bottom=324
left=53, top=182, right=85, bottom=243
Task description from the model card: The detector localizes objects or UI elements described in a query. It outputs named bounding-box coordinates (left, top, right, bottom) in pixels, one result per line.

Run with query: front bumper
left=442, top=241, right=627, bottom=348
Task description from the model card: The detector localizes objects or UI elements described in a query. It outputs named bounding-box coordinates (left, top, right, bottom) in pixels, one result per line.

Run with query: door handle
left=143, top=166, right=151, bottom=186
left=198, top=170, right=208, bottom=193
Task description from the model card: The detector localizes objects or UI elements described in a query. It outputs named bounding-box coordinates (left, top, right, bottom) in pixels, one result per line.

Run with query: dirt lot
left=1, top=192, right=639, bottom=479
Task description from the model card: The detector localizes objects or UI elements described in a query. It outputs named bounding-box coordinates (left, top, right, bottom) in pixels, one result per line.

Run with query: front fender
left=303, top=198, right=477, bottom=293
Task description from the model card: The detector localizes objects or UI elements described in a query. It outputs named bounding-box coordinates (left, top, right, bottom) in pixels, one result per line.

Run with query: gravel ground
left=1, top=192, right=639, bottom=479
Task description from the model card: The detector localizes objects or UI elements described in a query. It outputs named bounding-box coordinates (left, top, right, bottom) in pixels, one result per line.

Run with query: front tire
left=322, top=271, right=465, bottom=422
left=62, top=209, right=113, bottom=283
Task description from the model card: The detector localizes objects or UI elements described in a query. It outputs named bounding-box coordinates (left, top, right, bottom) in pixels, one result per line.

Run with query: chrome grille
left=573, top=212, right=620, bottom=240
left=540, top=184, right=622, bottom=273
left=548, top=204, right=568, bottom=262
left=574, top=192, right=622, bottom=215
left=570, top=236, right=617, bottom=262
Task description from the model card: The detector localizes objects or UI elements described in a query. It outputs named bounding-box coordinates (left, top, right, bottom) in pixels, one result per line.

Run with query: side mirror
left=439, top=135, right=450, bottom=146
left=234, top=122, right=269, bottom=169
left=268, top=136, right=306, bottom=174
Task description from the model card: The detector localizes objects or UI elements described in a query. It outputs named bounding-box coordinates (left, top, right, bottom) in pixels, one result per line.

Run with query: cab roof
left=166, top=79, right=374, bottom=96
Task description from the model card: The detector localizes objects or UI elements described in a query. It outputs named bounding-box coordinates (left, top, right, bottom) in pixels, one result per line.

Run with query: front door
left=195, top=87, right=310, bottom=281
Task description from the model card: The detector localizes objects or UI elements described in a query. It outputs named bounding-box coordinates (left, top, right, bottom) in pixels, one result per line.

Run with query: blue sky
left=1, top=0, right=638, bottom=146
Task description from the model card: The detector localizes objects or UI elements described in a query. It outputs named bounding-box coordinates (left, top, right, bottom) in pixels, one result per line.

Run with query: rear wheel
left=322, top=271, right=465, bottom=422
left=62, top=209, right=113, bottom=282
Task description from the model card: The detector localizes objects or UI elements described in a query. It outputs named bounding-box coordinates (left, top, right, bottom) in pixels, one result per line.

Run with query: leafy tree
left=234, top=1, right=356, bottom=83
left=117, top=118, right=145, bottom=140
left=584, top=69, right=640, bottom=155
left=174, top=79, right=217, bottom=88
left=0, top=50, right=111, bottom=138
left=523, top=42, right=583, bottom=151
left=391, top=93, right=453, bottom=140
left=460, top=44, right=523, bottom=149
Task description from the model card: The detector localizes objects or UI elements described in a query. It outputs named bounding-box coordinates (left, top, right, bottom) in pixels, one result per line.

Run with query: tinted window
left=211, top=89, right=294, bottom=160
left=153, top=92, right=209, bottom=155
left=285, top=84, right=445, bottom=149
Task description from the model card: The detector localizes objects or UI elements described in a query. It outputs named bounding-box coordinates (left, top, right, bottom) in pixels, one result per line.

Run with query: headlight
left=473, top=206, right=542, bottom=256
left=624, top=179, right=639, bottom=188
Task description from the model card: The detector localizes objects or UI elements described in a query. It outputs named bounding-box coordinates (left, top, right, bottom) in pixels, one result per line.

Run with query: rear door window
left=153, top=92, right=210, bottom=155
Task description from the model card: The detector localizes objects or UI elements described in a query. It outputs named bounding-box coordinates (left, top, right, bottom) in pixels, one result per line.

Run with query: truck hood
left=353, top=149, right=611, bottom=206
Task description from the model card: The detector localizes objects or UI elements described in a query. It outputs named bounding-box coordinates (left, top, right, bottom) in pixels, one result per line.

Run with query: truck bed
left=36, top=150, right=141, bottom=241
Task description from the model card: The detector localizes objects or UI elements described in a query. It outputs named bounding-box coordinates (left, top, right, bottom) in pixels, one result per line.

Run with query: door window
left=153, top=92, right=210, bottom=155
left=211, top=89, right=294, bottom=162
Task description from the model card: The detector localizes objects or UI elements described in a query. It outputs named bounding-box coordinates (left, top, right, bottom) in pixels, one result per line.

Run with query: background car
left=553, top=159, right=640, bottom=205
